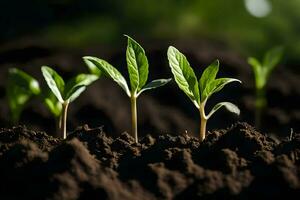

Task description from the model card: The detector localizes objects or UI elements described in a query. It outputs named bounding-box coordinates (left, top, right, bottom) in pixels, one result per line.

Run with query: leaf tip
left=82, top=56, right=93, bottom=61
left=214, top=59, right=220, bottom=66
left=167, top=46, right=176, bottom=52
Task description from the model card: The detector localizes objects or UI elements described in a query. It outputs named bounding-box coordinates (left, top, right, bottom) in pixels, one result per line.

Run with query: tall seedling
left=84, top=35, right=171, bottom=143
left=7, top=68, right=41, bottom=123
left=168, top=46, right=241, bottom=141
left=248, top=46, right=283, bottom=128
left=41, top=66, right=98, bottom=139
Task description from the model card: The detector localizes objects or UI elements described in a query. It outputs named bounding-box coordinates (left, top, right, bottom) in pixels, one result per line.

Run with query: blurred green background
left=1, top=0, right=300, bottom=62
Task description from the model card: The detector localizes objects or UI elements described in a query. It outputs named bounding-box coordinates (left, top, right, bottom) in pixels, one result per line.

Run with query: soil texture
left=0, top=122, right=299, bottom=199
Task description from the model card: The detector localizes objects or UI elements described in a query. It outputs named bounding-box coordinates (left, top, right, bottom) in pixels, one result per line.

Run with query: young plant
left=41, top=66, right=98, bottom=139
left=83, top=35, right=171, bottom=143
left=167, top=46, right=241, bottom=141
left=248, top=46, right=283, bottom=128
left=7, top=68, right=41, bottom=123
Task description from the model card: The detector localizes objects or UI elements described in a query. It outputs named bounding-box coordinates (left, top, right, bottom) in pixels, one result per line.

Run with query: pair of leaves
left=167, top=46, right=241, bottom=119
left=7, top=68, right=41, bottom=123
left=41, top=66, right=98, bottom=104
left=248, top=46, right=283, bottom=89
left=84, top=35, right=171, bottom=98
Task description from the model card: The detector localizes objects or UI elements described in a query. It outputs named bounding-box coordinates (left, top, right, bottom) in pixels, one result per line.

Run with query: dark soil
left=0, top=122, right=299, bottom=199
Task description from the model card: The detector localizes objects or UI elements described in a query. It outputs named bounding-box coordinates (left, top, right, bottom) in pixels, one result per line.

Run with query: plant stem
left=255, top=87, right=266, bottom=129
left=200, top=117, right=207, bottom=142
left=130, top=95, right=138, bottom=143
left=199, top=102, right=207, bottom=142
left=61, top=101, right=69, bottom=139
left=56, top=116, right=62, bottom=137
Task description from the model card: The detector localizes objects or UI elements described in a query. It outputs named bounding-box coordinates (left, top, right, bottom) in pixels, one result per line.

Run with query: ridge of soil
left=0, top=122, right=299, bottom=199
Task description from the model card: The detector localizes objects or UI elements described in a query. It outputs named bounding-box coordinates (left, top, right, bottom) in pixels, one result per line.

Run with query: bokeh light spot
left=244, top=0, right=272, bottom=18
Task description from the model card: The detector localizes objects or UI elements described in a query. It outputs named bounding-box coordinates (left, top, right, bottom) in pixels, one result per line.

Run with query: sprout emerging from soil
left=167, top=46, right=241, bottom=141
left=248, top=46, right=283, bottom=128
left=7, top=68, right=41, bottom=123
left=41, top=66, right=98, bottom=139
left=83, top=35, right=171, bottom=143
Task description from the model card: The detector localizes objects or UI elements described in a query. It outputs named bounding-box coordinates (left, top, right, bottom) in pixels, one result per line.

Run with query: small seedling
left=41, top=66, right=98, bottom=139
left=7, top=68, right=41, bottom=123
left=167, top=46, right=241, bottom=141
left=248, top=46, right=283, bottom=128
left=84, top=35, right=171, bottom=143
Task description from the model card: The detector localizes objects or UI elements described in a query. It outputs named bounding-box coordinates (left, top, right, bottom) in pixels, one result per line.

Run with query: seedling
left=41, top=66, right=98, bottom=139
left=7, top=68, right=62, bottom=127
left=43, top=58, right=102, bottom=131
left=167, top=46, right=241, bottom=141
left=83, top=35, right=171, bottom=143
left=7, top=68, right=41, bottom=123
left=248, top=46, right=283, bottom=128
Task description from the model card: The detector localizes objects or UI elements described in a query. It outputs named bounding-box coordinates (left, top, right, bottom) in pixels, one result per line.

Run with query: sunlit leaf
left=207, top=102, right=240, bottom=119
left=167, top=46, right=200, bottom=107
left=83, top=56, right=131, bottom=97
left=137, top=78, right=171, bottom=96
left=199, top=60, right=219, bottom=101
left=125, top=35, right=149, bottom=93
left=41, top=66, right=64, bottom=103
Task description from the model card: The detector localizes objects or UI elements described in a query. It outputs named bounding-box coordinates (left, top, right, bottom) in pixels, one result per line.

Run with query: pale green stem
left=200, top=117, right=207, bottom=142
left=199, top=101, right=207, bottom=142
left=130, top=95, right=138, bottom=143
left=56, top=115, right=62, bottom=137
left=61, top=101, right=69, bottom=139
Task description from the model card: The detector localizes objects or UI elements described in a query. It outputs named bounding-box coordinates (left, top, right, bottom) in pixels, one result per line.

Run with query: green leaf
left=203, top=78, right=241, bottom=100
left=207, top=102, right=240, bottom=119
left=7, top=68, right=41, bottom=123
left=64, top=74, right=98, bottom=101
left=167, top=46, right=200, bottom=107
left=248, top=57, right=265, bottom=89
left=8, top=68, right=41, bottom=95
left=248, top=57, right=261, bottom=69
left=65, top=85, right=86, bottom=102
left=263, top=46, right=283, bottom=74
left=41, top=66, right=65, bottom=103
left=248, top=46, right=283, bottom=91
left=83, top=56, right=131, bottom=97
left=43, top=91, right=62, bottom=117
left=125, top=35, right=149, bottom=93
left=199, top=60, right=219, bottom=101
left=84, top=58, right=102, bottom=76
left=137, top=78, right=171, bottom=97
